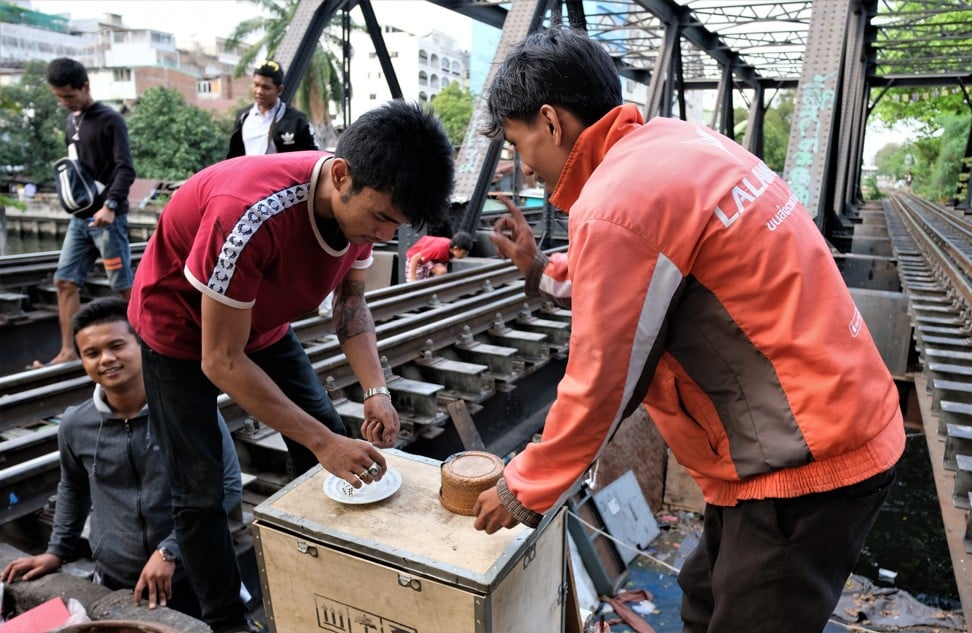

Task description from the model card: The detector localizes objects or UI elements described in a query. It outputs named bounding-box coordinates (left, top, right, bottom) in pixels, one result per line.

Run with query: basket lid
left=440, top=451, right=504, bottom=515
left=442, top=451, right=504, bottom=482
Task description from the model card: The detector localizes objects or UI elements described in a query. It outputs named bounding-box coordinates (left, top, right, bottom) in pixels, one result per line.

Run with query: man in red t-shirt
left=405, top=231, right=473, bottom=281
left=128, top=101, right=454, bottom=633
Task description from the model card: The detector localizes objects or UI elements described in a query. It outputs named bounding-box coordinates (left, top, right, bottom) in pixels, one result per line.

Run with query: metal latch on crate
left=398, top=574, right=422, bottom=592
left=521, top=544, right=536, bottom=570
left=296, top=541, right=318, bottom=557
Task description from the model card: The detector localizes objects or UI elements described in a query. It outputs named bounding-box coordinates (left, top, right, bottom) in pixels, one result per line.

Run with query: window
left=198, top=80, right=212, bottom=94
left=112, top=68, right=132, bottom=82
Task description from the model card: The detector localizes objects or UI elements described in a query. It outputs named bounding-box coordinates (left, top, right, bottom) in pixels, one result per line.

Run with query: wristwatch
left=105, top=199, right=119, bottom=211
left=363, top=386, right=391, bottom=401
left=157, top=547, right=177, bottom=563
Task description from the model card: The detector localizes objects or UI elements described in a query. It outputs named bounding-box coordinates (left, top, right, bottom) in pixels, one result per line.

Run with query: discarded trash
left=834, top=574, right=966, bottom=630
left=877, top=567, right=898, bottom=584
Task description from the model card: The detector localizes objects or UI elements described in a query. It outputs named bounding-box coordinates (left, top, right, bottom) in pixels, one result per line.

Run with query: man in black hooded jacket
left=226, top=59, right=317, bottom=158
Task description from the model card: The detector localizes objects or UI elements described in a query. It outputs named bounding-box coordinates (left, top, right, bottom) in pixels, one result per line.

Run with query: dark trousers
left=678, top=468, right=896, bottom=633
left=140, top=328, right=345, bottom=633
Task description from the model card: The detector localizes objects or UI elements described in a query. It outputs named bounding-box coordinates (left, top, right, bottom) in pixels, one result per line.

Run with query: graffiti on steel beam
left=786, top=71, right=836, bottom=209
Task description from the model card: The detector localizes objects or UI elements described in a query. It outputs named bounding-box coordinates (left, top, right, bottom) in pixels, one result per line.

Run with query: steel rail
left=0, top=243, right=148, bottom=290
left=0, top=247, right=574, bottom=528
left=890, top=193, right=972, bottom=310
left=0, top=261, right=557, bottom=432
left=0, top=259, right=522, bottom=395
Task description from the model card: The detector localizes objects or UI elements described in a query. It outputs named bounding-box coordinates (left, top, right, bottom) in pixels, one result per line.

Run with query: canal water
left=2, top=233, right=62, bottom=256
left=853, top=431, right=961, bottom=610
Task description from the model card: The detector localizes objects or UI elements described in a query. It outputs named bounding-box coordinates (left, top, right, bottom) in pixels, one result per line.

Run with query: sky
left=28, top=1, right=473, bottom=46
left=863, top=119, right=919, bottom=166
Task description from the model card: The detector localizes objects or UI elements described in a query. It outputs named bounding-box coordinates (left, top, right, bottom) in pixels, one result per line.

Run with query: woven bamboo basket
left=439, top=451, right=504, bottom=515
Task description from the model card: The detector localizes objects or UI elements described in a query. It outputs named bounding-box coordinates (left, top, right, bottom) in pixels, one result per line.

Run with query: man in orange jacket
left=475, top=27, right=904, bottom=633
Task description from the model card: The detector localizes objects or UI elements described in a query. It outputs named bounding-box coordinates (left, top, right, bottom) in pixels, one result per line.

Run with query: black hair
left=46, top=57, right=88, bottom=89
left=450, top=230, right=474, bottom=252
left=482, top=27, right=622, bottom=138
left=72, top=297, right=135, bottom=343
left=254, top=59, right=285, bottom=86
left=335, top=100, right=455, bottom=230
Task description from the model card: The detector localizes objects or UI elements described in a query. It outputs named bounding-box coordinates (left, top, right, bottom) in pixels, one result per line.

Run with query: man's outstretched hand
left=488, top=197, right=539, bottom=277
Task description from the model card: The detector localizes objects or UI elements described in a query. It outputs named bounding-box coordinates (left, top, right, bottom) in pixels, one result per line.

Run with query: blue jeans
left=140, top=328, right=345, bottom=632
left=54, top=214, right=132, bottom=290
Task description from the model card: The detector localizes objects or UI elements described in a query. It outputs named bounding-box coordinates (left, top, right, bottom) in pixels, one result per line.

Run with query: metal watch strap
left=363, top=386, right=391, bottom=401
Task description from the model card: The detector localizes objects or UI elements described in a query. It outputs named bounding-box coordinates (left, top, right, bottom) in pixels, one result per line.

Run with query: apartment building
left=348, top=22, right=470, bottom=121
left=0, top=1, right=249, bottom=112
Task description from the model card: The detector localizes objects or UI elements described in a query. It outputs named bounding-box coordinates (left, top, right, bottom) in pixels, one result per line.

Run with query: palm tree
left=225, top=0, right=347, bottom=148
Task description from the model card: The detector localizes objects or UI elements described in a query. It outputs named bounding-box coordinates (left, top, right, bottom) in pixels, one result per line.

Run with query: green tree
left=864, top=3, right=972, bottom=204
left=761, top=91, right=794, bottom=173
left=0, top=59, right=63, bottom=186
left=430, top=83, right=475, bottom=147
left=226, top=0, right=346, bottom=148
left=929, top=113, right=971, bottom=204
left=871, top=110, right=971, bottom=204
left=127, top=86, right=226, bottom=180
left=731, top=89, right=794, bottom=173
left=874, top=142, right=907, bottom=181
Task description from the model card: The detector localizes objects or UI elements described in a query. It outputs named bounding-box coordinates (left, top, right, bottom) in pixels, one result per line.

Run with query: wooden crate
left=253, top=449, right=566, bottom=633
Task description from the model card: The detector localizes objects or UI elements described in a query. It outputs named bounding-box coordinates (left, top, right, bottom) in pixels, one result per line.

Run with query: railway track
left=0, top=254, right=571, bottom=529
left=882, top=193, right=972, bottom=611
left=0, top=243, right=147, bottom=293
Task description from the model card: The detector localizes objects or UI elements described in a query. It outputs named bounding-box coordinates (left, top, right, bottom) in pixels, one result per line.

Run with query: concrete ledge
left=0, top=543, right=211, bottom=632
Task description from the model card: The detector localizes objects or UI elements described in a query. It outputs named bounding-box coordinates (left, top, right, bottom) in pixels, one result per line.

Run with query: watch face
left=106, top=200, right=118, bottom=210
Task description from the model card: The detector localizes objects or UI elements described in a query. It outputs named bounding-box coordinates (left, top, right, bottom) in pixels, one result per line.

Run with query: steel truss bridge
left=2, top=0, right=972, bottom=625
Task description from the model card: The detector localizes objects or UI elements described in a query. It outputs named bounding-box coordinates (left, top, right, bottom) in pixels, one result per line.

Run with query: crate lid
left=254, top=449, right=546, bottom=593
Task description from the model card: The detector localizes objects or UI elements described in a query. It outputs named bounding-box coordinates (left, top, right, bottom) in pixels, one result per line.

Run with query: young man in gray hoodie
left=0, top=297, right=242, bottom=617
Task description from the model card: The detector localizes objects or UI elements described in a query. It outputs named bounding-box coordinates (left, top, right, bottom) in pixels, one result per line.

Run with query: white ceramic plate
left=323, top=467, right=402, bottom=504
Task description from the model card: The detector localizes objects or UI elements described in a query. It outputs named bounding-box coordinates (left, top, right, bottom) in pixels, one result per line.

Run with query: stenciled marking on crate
left=315, top=593, right=417, bottom=633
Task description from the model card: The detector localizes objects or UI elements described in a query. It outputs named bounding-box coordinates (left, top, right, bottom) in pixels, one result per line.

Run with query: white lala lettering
left=713, top=161, right=776, bottom=228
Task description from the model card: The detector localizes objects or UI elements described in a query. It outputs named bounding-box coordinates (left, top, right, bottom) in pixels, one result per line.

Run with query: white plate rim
left=322, top=467, right=402, bottom=504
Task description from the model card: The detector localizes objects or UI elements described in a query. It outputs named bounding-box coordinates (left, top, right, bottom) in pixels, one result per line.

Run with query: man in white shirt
left=226, top=60, right=317, bottom=158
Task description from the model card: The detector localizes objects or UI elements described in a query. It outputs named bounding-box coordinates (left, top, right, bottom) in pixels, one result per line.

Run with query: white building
left=347, top=21, right=469, bottom=121
left=0, top=4, right=247, bottom=111
left=0, top=2, right=81, bottom=69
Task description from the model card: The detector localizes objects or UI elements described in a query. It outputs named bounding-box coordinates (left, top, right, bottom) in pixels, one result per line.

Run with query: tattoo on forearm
left=334, top=279, right=375, bottom=342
